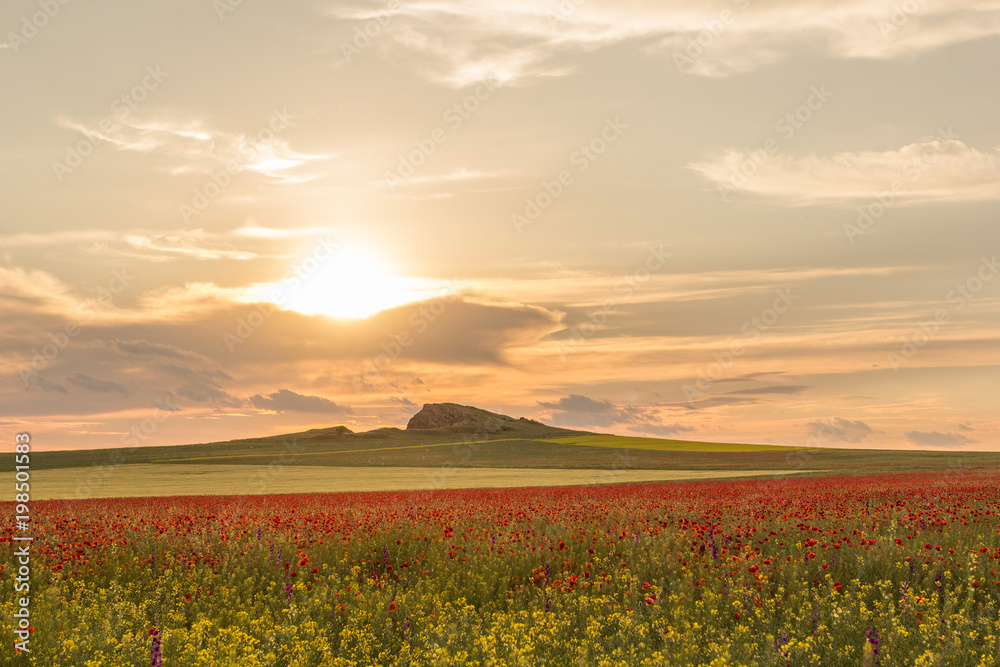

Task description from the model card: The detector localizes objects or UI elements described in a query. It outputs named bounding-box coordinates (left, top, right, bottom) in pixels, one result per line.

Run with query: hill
left=25, top=403, right=1000, bottom=476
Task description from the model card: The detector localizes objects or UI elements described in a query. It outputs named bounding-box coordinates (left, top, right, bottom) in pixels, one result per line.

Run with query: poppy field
left=3, top=471, right=1000, bottom=666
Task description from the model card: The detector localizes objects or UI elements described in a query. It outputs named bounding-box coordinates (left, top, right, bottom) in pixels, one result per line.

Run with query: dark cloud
left=24, top=374, right=70, bottom=394
left=538, top=394, right=691, bottom=437
left=110, top=339, right=210, bottom=362
left=390, top=396, right=419, bottom=408
left=713, top=372, right=786, bottom=384
left=905, top=431, right=979, bottom=448
left=669, top=395, right=760, bottom=411
left=66, top=373, right=129, bottom=395
left=538, top=394, right=614, bottom=413
left=177, top=384, right=242, bottom=407
left=807, top=417, right=873, bottom=444
left=249, top=389, right=351, bottom=414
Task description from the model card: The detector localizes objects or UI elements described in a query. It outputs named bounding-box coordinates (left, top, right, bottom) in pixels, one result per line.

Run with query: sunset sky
left=2, top=0, right=998, bottom=451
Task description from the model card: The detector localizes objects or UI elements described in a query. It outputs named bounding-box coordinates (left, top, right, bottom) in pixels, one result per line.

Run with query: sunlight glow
left=245, top=245, right=452, bottom=319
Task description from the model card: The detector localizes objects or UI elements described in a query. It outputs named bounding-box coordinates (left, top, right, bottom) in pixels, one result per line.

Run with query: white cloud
left=55, top=112, right=330, bottom=180
left=689, top=139, right=1000, bottom=204
left=123, top=232, right=257, bottom=261
left=334, top=0, right=1000, bottom=84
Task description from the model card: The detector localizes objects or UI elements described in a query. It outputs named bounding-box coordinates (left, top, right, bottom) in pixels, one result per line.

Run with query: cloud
left=538, top=394, right=692, bottom=436
left=905, top=430, right=979, bottom=448
left=249, top=389, right=352, bottom=414
left=110, top=339, right=213, bottom=363
left=538, top=394, right=614, bottom=413
left=728, top=385, right=809, bottom=395
left=66, top=373, right=129, bottom=395
left=333, top=0, right=1000, bottom=85
left=23, top=375, right=70, bottom=394
left=56, top=112, right=330, bottom=181
left=807, top=417, right=873, bottom=444
left=389, top=396, right=419, bottom=408
left=713, top=371, right=786, bottom=384
left=122, top=232, right=257, bottom=261
left=689, top=139, right=1000, bottom=204
left=670, top=395, right=760, bottom=411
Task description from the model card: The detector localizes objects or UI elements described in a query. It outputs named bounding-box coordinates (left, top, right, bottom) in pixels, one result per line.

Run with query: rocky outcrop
left=406, top=403, right=520, bottom=433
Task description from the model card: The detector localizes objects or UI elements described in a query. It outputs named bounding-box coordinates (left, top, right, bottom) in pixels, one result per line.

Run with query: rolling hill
left=27, top=403, right=1000, bottom=475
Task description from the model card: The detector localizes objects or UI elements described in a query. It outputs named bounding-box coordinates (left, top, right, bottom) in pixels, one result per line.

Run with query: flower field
left=3, top=471, right=1000, bottom=666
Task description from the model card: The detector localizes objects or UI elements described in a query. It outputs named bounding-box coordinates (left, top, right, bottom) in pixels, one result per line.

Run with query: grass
left=542, top=434, right=800, bottom=452
left=24, top=422, right=1000, bottom=485
left=0, top=464, right=819, bottom=500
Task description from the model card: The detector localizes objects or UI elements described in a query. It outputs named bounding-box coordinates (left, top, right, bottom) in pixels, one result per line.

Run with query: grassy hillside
left=27, top=430, right=1000, bottom=476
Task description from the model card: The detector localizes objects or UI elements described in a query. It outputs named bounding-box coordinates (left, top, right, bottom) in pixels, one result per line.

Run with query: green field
left=540, top=434, right=799, bottom=452
left=29, top=430, right=1000, bottom=477
left=1, top=464, right=821, bottom=500
left=22, top=404, right=1000, bottom=502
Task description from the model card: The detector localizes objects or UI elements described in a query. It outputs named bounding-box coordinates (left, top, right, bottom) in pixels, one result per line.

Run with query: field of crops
left=3, top=471, right=1000, bottom=666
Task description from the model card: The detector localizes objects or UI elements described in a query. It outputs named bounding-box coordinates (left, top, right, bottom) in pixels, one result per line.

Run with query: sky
left=1, top=0, right=998, bottom=452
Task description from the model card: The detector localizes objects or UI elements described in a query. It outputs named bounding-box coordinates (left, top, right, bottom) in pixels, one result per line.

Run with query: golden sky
left=1, top=0, right=998, bottom=451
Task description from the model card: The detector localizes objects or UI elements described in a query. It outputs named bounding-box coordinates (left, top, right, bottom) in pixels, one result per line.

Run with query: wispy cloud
left=334, top=0, right=1000, bottom=84
left=122, top=232, right=257, bottom=261
left=249, top=389, right=352, bottom=414
left=807, top=417, right=873, bottom=443
left=55, top=113, right=330, bottom=180
left=537, top=393, right=692, bottom=435
left=66, top=373, right=130, bottom=395
left=727, top=384, right=809, bottom=395
left=689, top=139, right=1000, bottom=204
left=905, top=430, right=979, bottom=448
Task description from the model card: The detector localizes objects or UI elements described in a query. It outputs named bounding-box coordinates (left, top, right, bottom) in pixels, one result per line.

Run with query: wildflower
left=149, top=628, right=163, bottom=667
left=865, top=628, right=881, bottom=665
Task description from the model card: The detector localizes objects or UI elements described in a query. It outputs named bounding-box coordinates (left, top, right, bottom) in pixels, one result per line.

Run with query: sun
left=254, top=245, right=447, bottom=320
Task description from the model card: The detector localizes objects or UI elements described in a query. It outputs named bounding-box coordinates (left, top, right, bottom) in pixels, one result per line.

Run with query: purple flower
left=866, top=628, right=881, bottom=665
left=149, top=628, right=163, bottom=667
